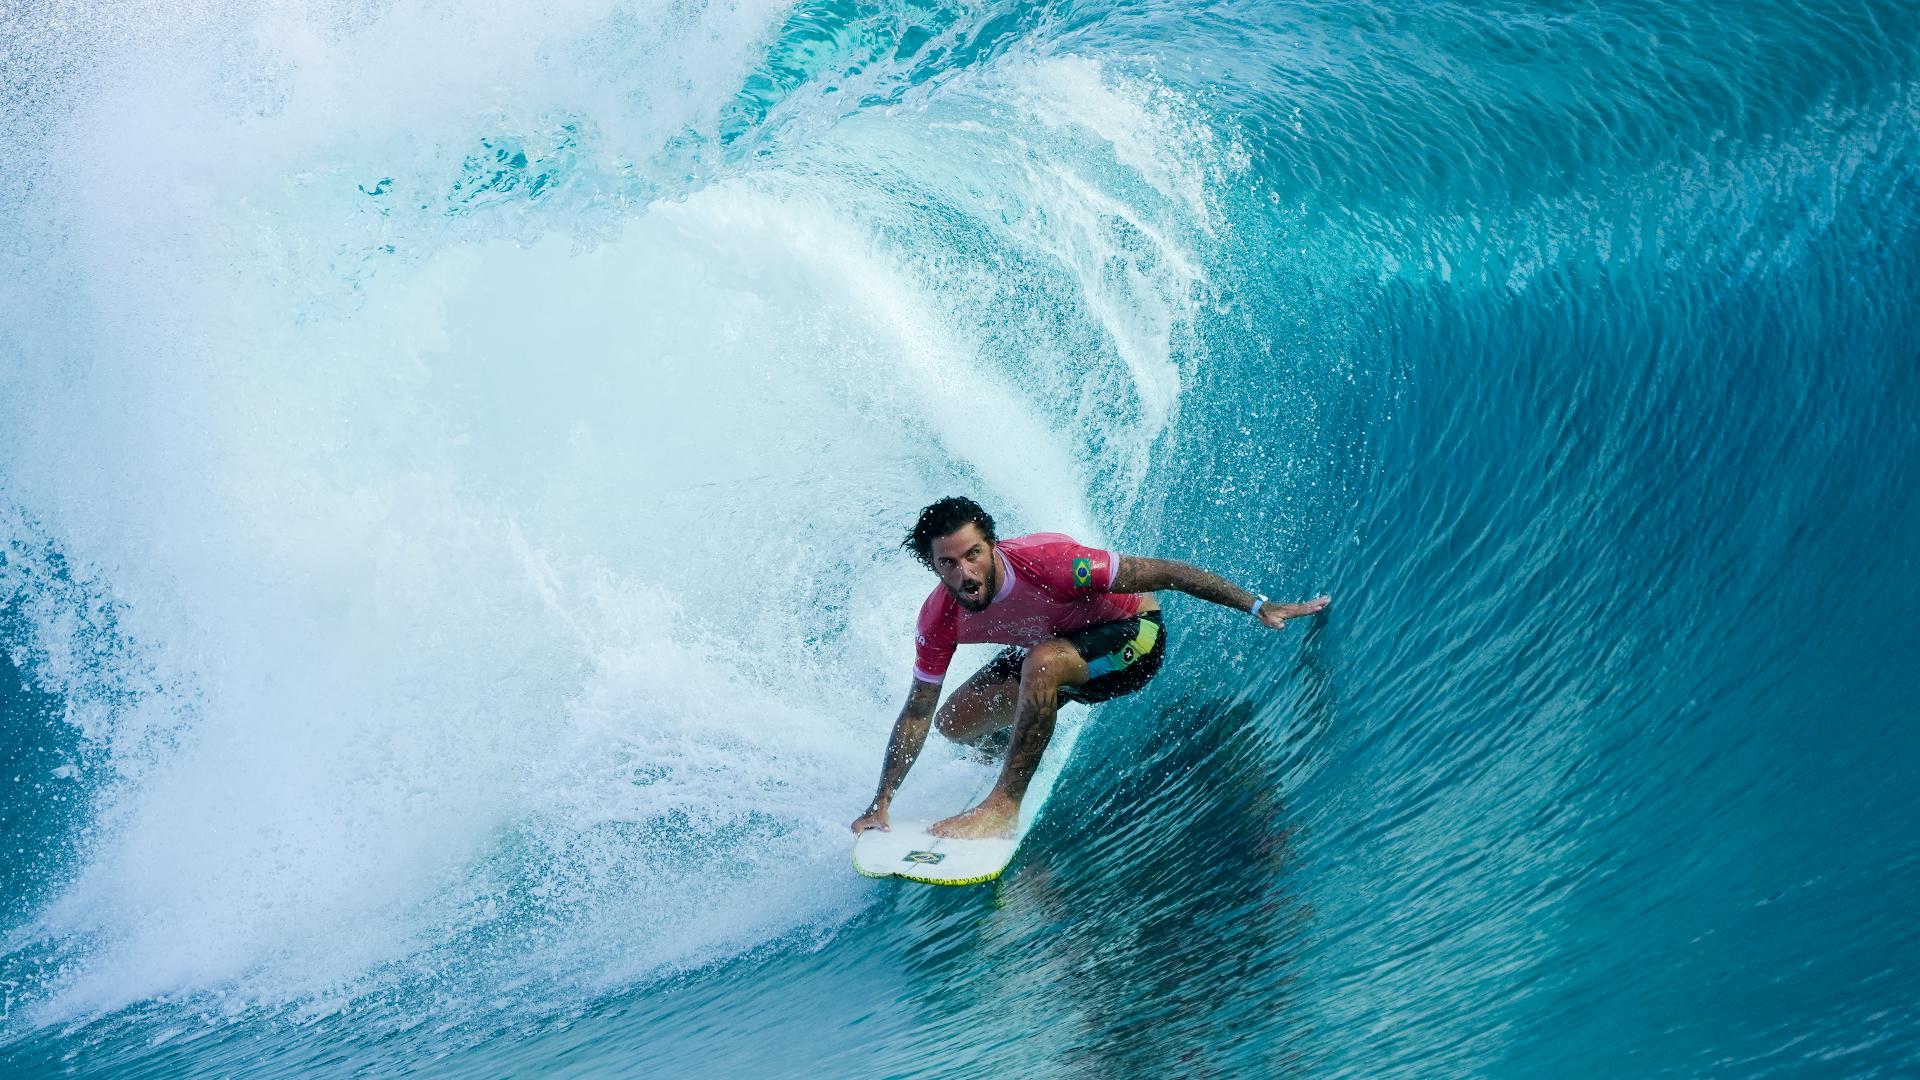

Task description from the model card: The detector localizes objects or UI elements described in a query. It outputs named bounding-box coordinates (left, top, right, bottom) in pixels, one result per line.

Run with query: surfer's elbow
left=904, top=679, right=942, bottom=717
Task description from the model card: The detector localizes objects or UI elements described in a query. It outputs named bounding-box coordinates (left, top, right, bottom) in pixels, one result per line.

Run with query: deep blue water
left=3, top=0, right=1918, bottom=1075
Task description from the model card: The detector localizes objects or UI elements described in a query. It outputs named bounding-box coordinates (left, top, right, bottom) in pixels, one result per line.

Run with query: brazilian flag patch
left=1072, top=557, right=1093, bottom=587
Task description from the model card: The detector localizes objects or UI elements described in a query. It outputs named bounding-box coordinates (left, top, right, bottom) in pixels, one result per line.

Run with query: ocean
left=3, top=0, right=1918, bottom=1074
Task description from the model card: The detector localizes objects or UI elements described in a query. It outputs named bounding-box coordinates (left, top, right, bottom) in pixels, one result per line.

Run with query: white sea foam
left=0, top=0, right=1228, bottom=1027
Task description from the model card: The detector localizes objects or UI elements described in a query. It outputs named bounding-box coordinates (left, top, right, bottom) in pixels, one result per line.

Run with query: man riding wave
left=851, top=497, right=1330, bottom=840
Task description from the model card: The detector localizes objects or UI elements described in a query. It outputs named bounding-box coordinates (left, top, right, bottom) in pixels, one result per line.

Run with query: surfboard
left=852, top=716, right=1081, bottom=885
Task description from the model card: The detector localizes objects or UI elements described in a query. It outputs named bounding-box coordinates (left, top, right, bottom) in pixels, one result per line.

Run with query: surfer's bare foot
left=928, top=792, right=1019, bottom=839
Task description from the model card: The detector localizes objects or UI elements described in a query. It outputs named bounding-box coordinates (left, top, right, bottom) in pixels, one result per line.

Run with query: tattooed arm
left=1110, top=556, right=1330, bottom=630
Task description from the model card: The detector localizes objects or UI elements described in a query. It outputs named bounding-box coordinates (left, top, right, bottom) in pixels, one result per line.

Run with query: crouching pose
left=851, top=497, right=1329, bottom=840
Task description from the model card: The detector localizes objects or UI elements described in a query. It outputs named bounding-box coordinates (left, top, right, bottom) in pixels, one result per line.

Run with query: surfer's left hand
left=1258, top=594, right=1330, bottom=630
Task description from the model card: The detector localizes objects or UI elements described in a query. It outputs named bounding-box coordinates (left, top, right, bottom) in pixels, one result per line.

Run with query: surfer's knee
left=1021, top=639, right=1078, bottom=687
left=934, top=694, right=981, bottom=740
left=933, top=703, right=967, bottom=741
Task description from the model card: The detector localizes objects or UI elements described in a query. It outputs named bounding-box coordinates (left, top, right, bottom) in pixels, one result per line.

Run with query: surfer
left=850, top=496, right=1330, bottom=840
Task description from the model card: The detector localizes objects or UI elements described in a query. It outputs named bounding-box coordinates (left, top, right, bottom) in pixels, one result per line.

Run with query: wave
left=0, top=0, right=1232, bottom=1039
left=4, top=0, right=1918, bottom=1073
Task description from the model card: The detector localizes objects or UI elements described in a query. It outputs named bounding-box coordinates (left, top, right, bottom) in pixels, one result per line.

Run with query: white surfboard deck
left=853, top=716, right=1081, bottom=886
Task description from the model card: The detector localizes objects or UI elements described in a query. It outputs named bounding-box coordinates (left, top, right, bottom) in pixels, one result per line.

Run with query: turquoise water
left=4, top=0, right=1918, bottom=1074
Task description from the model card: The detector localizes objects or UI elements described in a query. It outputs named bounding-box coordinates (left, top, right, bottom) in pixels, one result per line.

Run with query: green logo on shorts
left=1072, top=557, right=1093, bottom=587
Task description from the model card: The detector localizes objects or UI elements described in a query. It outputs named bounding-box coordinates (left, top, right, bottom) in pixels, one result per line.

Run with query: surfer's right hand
left=851, top=804, right=891, bottom=833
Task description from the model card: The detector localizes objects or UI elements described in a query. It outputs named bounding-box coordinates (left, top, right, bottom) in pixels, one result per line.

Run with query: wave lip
left=0, top=0, right=1239, bottom=1058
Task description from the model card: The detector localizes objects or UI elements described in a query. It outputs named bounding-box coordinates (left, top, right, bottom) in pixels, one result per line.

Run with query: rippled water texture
left=3, top=0, right=1918, bottom=1075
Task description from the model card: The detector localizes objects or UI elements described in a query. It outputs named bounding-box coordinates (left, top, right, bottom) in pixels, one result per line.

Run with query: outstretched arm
left=851, top=678, right=944, bottom=832
left=1111, top=555, right=1330, bottom=629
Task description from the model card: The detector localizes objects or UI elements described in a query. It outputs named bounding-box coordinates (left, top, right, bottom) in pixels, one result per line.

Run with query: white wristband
left=1250, top=594, right=1269, bottom=617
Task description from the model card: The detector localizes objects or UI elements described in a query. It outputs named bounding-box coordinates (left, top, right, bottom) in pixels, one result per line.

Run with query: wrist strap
left=1250, top=594, right=1269, bottom=617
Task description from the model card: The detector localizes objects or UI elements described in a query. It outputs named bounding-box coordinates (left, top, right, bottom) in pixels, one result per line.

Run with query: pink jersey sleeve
left=1015, top=537, right=1120, bottom=597
left=912, top=589, right=958, bottom=683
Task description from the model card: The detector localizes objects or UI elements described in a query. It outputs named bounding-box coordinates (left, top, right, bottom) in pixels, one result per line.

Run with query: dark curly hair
left=903, top=497, right=997, bottom=570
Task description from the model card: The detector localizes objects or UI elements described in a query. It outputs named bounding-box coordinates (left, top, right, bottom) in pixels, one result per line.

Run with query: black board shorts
left=981, top=609, right=1167, bottom=705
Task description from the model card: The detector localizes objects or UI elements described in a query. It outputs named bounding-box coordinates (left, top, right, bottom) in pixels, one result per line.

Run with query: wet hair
left=903, top=497, right=997, bottom=570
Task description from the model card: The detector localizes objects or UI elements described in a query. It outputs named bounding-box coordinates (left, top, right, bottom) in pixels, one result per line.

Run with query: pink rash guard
left=912, top=532, right=1144, bottom=684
